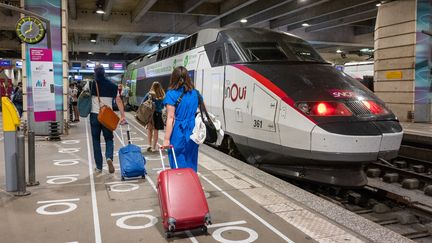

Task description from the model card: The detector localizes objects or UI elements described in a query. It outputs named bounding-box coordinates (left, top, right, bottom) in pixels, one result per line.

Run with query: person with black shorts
left=143, top=81, right=165, bottom=152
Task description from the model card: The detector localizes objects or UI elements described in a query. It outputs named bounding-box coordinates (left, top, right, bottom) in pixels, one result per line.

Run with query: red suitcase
left=157, top=146, right=212, bottom=238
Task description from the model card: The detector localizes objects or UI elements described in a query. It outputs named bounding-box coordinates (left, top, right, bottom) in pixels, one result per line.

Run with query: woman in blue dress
left=163, top=66, right=201, bottom=172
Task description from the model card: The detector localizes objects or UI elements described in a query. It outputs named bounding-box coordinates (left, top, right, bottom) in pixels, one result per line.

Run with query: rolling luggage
left=157, top=146, right=211, bottom=238
left=118, top=125, right=146, bottom=181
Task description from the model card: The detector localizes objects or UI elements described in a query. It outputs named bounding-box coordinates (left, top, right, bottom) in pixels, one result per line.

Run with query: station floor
left=0, top=113, right=415, bottom=243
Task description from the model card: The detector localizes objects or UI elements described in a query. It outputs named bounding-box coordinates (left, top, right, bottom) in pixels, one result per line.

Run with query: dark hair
left=168, top=66, right=194, bottom=92
left=94, top=65, right=105, bottom=81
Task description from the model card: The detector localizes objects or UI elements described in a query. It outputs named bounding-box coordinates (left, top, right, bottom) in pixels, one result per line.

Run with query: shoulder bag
left=197, top=91, right=217, bottom=144
left=95, top=81, right=119, bottom=131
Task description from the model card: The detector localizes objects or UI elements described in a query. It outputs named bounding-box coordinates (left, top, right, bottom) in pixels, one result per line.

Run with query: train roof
left=126, top=28, right=307, bottom=69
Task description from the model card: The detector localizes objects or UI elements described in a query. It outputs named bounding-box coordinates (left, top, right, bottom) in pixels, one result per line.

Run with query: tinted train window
left=239, top=41, right=324, bottom=62
left=226, top=43, right=241, bottom=63
left=213, top=49, right=223, bottom=66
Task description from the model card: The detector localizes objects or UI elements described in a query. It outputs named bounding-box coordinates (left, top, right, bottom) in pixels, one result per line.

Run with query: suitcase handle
left=119, top=124, right=132, bottom=144
left=158, top=145, right=178, bottom=170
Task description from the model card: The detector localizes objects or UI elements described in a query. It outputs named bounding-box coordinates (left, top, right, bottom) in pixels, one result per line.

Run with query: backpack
left=135, top=95, right=155, bottom=126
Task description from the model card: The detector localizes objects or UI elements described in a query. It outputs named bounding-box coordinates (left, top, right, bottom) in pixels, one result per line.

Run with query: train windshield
left=239, top=41, right=324, bottom=63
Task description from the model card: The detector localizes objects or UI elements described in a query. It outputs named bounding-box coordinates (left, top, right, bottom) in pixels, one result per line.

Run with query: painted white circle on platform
left=36, top=202, right=78, bottom=215
left=146, top=155, right=166, bottom=161
left=116, top=214, right=157, bottom=230
left=53, top=160, right=79, bottom=166
left=212, top=226, right=258, bottom=243
left=110, top=183, right=139, bottom=192
left=129, top=137, right=144, bottom=142
left=61, top=140, right=80, bottom=145
left=59, top=148, right=80, bottom=153
left=47, top=175, right=79, bottom=185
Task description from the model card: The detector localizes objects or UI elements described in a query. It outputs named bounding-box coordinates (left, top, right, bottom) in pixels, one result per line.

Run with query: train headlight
left=295, top=102, right=353, bottom=117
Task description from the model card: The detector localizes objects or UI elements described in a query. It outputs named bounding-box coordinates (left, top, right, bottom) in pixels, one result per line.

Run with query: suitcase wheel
left=121, top=176, right=125, bottom=181
left=201, top=225, right=208, bottom=234
left=168, top=224, right=175, bottom=232
left=165, top=231, right=172, bottom=238
left=141, top=175, right=145, bottom=179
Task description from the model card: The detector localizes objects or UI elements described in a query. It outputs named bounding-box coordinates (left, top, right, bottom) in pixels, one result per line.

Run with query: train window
left=169, top=46, right=174, bottom=56
left=213, top=49, right=223, bottom=66
left=226, top=43, right=241, bottom=63
left=190, top=34, right=197, bottom=48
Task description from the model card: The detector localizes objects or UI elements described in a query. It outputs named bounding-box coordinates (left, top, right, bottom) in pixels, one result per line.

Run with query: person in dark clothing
left=89, top=65, right=126, bottom=174
left=12, top=82, right=23, bottom=117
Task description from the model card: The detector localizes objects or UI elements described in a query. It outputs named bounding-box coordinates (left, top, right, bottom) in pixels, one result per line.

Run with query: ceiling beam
left=113, top=35, right=123, bottom=45
left=198, top=0, right=258, bottom=26
left=245, top=0, right=329, bottom=27
left=73, top=33, right=79, bottom=44
left=131, top=0, right=158, bottom=23
left=220, top=0, right=292, bottom=27
left=286, top=2, right=377, bottom=31
left=102, top=0, right=115, bottom=21
left=271, top=0, right=376, bottom=29
left=183, top=0, right=206, bottom=13
left=305, top=10, right=377, bottom=33
left=309, top=40, right=374, bottom=48
left=149, top=0, right=218, bottom=16
left=68, top=0, right=77, bottom=20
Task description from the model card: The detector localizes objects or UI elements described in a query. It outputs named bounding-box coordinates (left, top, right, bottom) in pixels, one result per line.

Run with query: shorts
left=153, top=112, right=164, bottom=130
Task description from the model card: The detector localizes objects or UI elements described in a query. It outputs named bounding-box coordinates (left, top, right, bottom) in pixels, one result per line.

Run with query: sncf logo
left=329, top=89, right=356, bottom=98
left=225, top=83, right=246, bottom=102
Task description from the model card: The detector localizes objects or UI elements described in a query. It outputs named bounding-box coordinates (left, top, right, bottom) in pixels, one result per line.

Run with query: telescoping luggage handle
left=158, top=145, right=178, bottom=170
left=119, top=123, right=132, bottom=144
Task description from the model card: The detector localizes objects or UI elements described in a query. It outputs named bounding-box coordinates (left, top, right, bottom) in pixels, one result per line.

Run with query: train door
left=249, top=84, right=281, bottom=145
left=197, top=50, right=225, bottom=128
left=195, top=52, right=207, bottom=93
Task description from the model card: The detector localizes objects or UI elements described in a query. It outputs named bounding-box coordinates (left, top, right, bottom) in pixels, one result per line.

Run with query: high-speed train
left=123, top=28, right=403, bottom=187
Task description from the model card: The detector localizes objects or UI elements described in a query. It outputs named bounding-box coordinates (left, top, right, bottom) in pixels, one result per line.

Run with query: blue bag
left=119, top=144, right=146, bottom=180
left=78, top=81, right=92, bottom=117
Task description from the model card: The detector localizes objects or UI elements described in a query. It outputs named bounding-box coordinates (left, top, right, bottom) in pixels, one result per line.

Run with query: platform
left=401, top=122, right=432, bottom=146
left=0, top=113, right=412, bottom=243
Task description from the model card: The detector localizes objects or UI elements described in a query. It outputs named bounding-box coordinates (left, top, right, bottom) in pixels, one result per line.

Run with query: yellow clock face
left=16, top=16, right=46, bottom=44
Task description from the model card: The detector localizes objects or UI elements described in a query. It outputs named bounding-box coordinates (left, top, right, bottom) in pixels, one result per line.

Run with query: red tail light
left=296, top=102, right=353, bottom=116
left=361, top=100, right=388, bottom=115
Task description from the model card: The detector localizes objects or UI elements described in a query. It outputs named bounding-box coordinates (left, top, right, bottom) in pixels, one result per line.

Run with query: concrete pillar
left=374, top=0, right=417, bottom=122
left=62, top=0, right=69, bottom=127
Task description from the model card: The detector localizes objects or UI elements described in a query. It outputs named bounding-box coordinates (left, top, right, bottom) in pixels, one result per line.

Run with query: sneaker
left=147, top=147, right=152, bottom=152
left=107, top=159, right=115, bottom=174
left=94, top=168, right=103, bottom=174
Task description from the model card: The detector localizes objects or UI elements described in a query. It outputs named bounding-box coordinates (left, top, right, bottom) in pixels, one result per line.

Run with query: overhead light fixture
left=96, top=9, right=105, bottom=14
left=376, top=3, right=382, bottom=7
left=302, top=23, right=310, bottom=27
left=88, top=52, right=94, bottom=55
left=96, top=1, right=105, bottom=14
left=336, top=49, right=343, bottom=53
left=90, top=34, right=97, bottom=43
left=240, top=19, right=247, bottom=23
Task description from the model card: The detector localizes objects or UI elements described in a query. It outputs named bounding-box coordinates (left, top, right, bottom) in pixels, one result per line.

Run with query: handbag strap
left=197, top=91, right=215, bottom=128
left=175, top=90, right=186, bottom=108
left=94, top=80, right=102, bottom=107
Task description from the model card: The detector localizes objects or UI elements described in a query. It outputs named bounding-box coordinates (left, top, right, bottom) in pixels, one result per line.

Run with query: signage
left=86, top=63, right=95, bottom=69
left=71, top=62, right=81, bottom=69
left=30, top=48, right=56, bottom=122
left=15, top=60, right=22, bottom=68
left=113, top=63, right=123, bottom=70
left=0, top=60, right=12, bottom=67
left=385, top=71, right=403, bottom=79
left=101, top=63, right=109, bottom=69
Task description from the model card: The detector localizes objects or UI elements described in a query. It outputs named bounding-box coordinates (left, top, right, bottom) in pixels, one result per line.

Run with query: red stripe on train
left=232, top=64, right=316, bottom=124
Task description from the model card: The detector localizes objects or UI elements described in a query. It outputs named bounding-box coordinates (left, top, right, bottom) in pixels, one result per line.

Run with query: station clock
left=15, top=16, right=46, bottom=44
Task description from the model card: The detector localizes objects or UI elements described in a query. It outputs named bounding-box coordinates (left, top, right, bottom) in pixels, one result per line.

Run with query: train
left=123, top=28, right=403, bottom=187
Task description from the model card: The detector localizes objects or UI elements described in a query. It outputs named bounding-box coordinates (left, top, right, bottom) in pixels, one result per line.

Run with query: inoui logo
left=226, top=83, right=247, bottom=102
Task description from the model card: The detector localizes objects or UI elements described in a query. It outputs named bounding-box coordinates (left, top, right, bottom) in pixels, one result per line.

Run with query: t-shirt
left=89, top=78, right=118, bottom=114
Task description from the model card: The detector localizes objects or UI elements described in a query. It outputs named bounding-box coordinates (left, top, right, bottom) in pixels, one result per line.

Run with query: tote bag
left=95, top=81, right=119, bottom=131
left=77, top=81, right=92, bottom=117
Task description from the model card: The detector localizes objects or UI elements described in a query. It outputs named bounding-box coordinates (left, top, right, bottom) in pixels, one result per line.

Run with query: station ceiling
left=0, top=0, right=382, bottom=61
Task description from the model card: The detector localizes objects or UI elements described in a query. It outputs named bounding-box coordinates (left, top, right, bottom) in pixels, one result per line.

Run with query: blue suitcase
left=119, top=126, right=146, bottom=181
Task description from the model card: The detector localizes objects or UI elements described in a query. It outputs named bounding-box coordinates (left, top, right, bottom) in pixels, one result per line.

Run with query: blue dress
left=163, top=87, right=200, bottom=172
